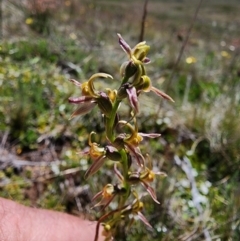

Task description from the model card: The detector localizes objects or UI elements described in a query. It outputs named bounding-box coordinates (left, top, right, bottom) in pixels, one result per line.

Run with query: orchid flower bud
left=97, top=92, right=113, bottom=117
left=120, top=60, right=137, bottom=79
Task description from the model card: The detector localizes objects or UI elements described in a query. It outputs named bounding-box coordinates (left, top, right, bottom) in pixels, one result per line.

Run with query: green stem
left=106, top=76, right=129, bottom=141
left=106, top=99, right=121, bottom=142
left=105, top=76, right=131, bottom=208
left=119, top=149, right=131, bottom=204
left=121, top=75, right=130, bottom=85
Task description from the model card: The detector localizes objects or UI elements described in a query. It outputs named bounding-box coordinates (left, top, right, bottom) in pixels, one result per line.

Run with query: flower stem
left=106, top=76, right=129, bottom=141
left=119, top=149, right=131, bottom=204
left=106, top=99, right=120, bottom=142
left=105, top=76, right=131, bottom=208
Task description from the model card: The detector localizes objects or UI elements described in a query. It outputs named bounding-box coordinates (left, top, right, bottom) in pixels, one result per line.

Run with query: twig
left=139, top=0, right=149, bottom=42
left=0, top=0, right=2, bottom=39
left=178, top=227, right=199, bottom=241
left=0, top=130, right=9, bottom=149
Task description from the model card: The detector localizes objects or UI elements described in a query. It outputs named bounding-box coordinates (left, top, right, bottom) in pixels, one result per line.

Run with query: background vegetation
left=0, top=0, right=240, bottom=240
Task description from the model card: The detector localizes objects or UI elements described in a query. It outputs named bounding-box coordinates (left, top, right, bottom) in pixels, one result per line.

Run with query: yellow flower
left=88, top=132, right=105, bottom=161
left=106, top=88, right=117, bottom=103
left=25, top=18, right=33, bottom=25
left=127, top=155, right=166, bottom=204
left=91, top=184, right=115, bottom=209
left=221, top=51, right=231, bottom=59
left=121, top=191, right=153, bottom=229
left=186, top=56, right=197, bottom=64
left=120, top=120, right=143, bottom=147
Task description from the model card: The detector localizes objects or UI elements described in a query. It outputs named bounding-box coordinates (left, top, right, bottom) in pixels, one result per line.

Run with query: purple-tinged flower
left=112, top=133, right=145, bottom=167
left=95, top=191, right=152, bottom=241
left=114, top=120, right=161, bottom=167
left=113, top=163, right=124, bottom=181
left=140, top=154, right=167, bottom=182
left=118, top=33, right=131, bottom=56
left=127, top=155, right=166, bottom=204
left=117, top=83, right=139, bottom=114
left=96, top=92, right=114, bottom=117
left=118, top=34, right=150, bottom=83
left=91, top=183, right=126, bottom=211
left=150, top=86, right=174, bottom=102
left=68, top=73, right=114, bottom=118
left=126, top=86, right=139, bottom=114
left=117, top=34, right=174, bottom=103
left=84, top=132, right=106, bottom=179
left=117, top=34, right=150, bottom=65
left=91, top=184, right=116, bottom=210
left=119, top=120, right=161, bottom=147
left=84, top=132, right=122, bottom=179
left=68, top=96, right=97, bottom=119
left=121, top=191, right=153, bottom=229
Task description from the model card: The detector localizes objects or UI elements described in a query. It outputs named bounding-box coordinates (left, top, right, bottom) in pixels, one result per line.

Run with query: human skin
left=0, top=198, right=104, bottom=241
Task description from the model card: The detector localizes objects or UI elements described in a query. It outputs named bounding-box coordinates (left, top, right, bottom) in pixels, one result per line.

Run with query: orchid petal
left=141, top=181, right=160, bottom=204
left=139, top=133, right=161, bottom=138
left=146, top=154, right=152, bottom=170
left=92, top=194, right=116, bottom=211
left=83, top=73, right=113, bottom=98
left=84, top=155, right=106, bottom=179
left=77, top=147, right=90, bottom=156
left=143, top=57, right=151, bottom=64
left=97, top=92, right=113, bottom=117
left=126, top=86, right=139, bottom=114
left=132, top=42, right=150, bottom=62
left=151, top=86, right=174, bottom=102
left=99, top=195, right=116, bottom=211
left=155, top=171, right=167, bottom=177
left=69, top=102, right=96, bottom=119
left=125, top=144, right=144, bottom=167
left=88, top=131, right=96, bottom=146
left=68, top=96, right=94, bottom=104
left=69, top=78, right=82, bottom=87
left=91, top=184, right=116, bottom=211
left=105, top=146, right=122, bottom=161
left=114, top=163, right=124, bottom=181
left=137, top=212, right=153, bottom=229
left=92, top=190, right=104, bottom=203
left=119, top=119, right=142, bottom=146
left=117, top=33, right=132, bottom=56
left=89, top=72, right=113, bottom=81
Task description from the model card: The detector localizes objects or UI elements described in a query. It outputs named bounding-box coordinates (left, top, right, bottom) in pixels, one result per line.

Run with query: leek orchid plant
left=68, top=34, right=173, bottom=241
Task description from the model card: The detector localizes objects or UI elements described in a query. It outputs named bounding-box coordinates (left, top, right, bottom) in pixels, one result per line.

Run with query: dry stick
left=156, top=0, right=204, bottom=114
left=0, top=131, right=9, bottom=148
left=0, top=0, right=2, bottom=39
left=139, top=0, right=149, bottom=42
